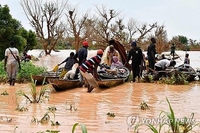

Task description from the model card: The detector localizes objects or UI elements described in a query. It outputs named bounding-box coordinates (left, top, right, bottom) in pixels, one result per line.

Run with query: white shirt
left=5, top=47, right=19, bottom=65
left=155, top=59, right=170, bottom=69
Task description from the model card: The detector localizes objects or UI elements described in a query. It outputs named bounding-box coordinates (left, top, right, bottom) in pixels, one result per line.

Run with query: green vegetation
left=1, top=90, right=9, bottom=96
left=141, top=71, right=189, bottom=85
left=0, top=116, right=13, bottom=123
left=179, top=113, right=197, bottom=133
left=48, top=106, right=57, bottom=112
left=30, top=106, right=60, bottom=126
left=158, top=72, right=189, bottom=85
left=45, top=130, right=60, bottom=133
left=162, top=98, right=180, bottom=133
left=17, top=62, right=47, bottom=83
left=16, top=76, right=51, bottom=103
left=36, top=130, right=60, bottom=133
left=72, top=123, right=88, bottom=133
left=135, top=98, right=198, bottom=133
left=65, top=101, right=77, bottom=111
left=141, top=74, right=154, bottom=83
left=15, top=106, right=28, bottom=112
left=0, top=61, right=8, bottom=83
left=107, top=112, right=115, bottom=117
left=140, top=101, right=150, bottom=110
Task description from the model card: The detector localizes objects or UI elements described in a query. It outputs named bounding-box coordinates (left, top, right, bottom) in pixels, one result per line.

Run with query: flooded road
left=0, top=50, right=200, bottom=133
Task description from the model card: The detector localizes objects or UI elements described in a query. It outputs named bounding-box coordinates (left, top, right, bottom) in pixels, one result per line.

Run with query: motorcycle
left=97, top=63, right=130, bottom=81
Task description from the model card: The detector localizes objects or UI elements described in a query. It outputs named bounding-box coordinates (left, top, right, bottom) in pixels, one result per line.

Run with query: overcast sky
left=1, top=0, right=200, bottom=41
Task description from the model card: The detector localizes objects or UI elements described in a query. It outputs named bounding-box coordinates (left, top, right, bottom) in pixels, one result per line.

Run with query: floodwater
left=0, top=50, right=200, bottom=133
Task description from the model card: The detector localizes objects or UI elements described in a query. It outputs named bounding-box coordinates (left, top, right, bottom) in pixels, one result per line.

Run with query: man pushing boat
left=79, top=49, right=104, bottom=92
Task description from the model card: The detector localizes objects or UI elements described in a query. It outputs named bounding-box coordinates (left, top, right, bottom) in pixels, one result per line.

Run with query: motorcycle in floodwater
left=97, top=64, right=130, bottom=81
left=142, top=64, right=200, bottom=81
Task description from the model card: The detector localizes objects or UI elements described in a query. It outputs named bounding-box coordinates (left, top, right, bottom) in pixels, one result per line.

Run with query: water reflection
left=0, top=50, right=200, bottom=132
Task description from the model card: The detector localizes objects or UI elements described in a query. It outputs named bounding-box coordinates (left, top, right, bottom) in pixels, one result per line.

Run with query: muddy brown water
left=0, top=50, right=200, bottom=133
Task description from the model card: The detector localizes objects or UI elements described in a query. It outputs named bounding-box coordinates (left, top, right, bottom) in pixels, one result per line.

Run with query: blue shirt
left=74, top=47, right=88, bottom=65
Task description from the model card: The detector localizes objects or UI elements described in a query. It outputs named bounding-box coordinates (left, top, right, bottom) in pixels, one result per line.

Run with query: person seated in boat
left=183, top=53, right=190, bottom=68
left=101, top=45, right=120, bottom=66
left=79, top=49, right=104, bottom=92
left=111, top=56, right=123, bottom=69
left=161, top=54, right=167, bottom=59
left=109, top=56, right=123, bottom=75
left=63, top=63, right=79, bottom=80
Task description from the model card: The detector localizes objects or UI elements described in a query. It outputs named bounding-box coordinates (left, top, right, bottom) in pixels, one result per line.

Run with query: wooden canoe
left=48, top=78, right=82, bottom=92
left=159, top=53, right=181, bottom=61
left=157, top=55, right=180, bottom=61
left=97, top=78, right=125, bottom=88
left=32, top=71, right=60, bottom=85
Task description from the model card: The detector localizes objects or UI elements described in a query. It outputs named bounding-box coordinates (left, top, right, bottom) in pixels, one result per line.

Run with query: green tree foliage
left=171, top=35, right=189, bottom=50
left=178, top=35, right=188, bottom=44
left=0, top=4, right=37, bottom=60
left=18, top=28, right=37, bottom=51
left=178, top=35, right=189, bottom=51
left=0, top=4, right=21, bottom=60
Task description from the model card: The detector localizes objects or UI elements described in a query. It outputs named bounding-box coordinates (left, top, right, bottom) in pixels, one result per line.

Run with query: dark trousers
left=132, top=62, right=140, bottom=81
left=171, top=52, right=175, bottom=58
left=148, top=59, right=155, bottom=73
left=155, top=66, right=166, bottom=77
left=155, top=66, right=162, bottom=71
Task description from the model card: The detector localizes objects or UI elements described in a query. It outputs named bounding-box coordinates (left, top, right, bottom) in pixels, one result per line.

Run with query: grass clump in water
left=159, top=72, right=189, bottom=85
left=140, top=101, right=150, bottom=110
left=1, top=90, right=9, bottom=96
left=107, top=112, right=115, bottom=117
left=31, top=106, right=60, bottom=126
left=72, top=123, right=88, bottom=133
left=16, top=76, right=51, bottom=103
left=134, top=98, right=198, bottom=133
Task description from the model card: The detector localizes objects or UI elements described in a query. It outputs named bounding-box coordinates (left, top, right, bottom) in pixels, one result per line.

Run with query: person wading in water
left=147, top=37, right=157, bottom=74
left=4, top=41, right=21, bottom=86
left=79, top=49, right=104, bottom=92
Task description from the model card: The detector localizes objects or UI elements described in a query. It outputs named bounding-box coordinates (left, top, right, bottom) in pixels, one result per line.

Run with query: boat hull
left=48, top=78, right=82, bottom=92
left=32, top=71, right=60, bottom=85
left=98, top=78, right=125, bottom=88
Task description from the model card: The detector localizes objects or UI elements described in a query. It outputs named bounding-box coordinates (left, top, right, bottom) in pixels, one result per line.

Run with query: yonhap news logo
left=126, top=114, right=139, bottom=128
left=126, top=114, right=197, bottom=129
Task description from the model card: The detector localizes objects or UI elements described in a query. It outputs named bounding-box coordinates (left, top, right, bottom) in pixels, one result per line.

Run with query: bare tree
left=154, top=25, right=168, bottom=54
left=127, top=18, right=137, bottom=43
left=92, top=5, right=120, bottom=47
left=110, top=18, right=127, bottom=43
left=125, top=19, right=157, bottom=50
left=136, top=22, right=157, bottom=43
left=20, top=0, right=67, bottom=55
left=65, top=6, right=89, bottom=51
